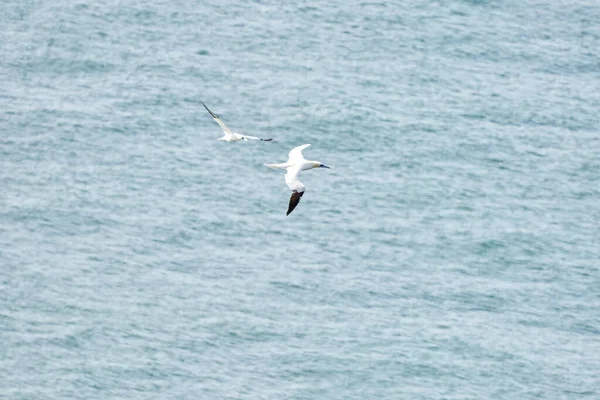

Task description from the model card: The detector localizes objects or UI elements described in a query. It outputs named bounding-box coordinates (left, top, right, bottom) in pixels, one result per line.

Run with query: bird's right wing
left=287, top=191, right=304, bottom=216
left=287, top=144, right=311, bottom=163
left=203, top=103, right=233, bottom=135
left=285, top=166, right=305, bottom=214
left=285, top=161, right=310, bottom=215
left=285, top=165, right=305, bottom=193
left=286, top=165, right=305, bottom=215
left=240, top=134, right=273, bottom=141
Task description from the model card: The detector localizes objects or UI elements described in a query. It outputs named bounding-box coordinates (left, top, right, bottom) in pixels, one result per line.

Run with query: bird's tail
left=264, top=163, right=288, bottom=170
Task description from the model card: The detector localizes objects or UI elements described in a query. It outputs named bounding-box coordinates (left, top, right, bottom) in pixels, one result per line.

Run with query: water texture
left=1, top=0, right=599, bottom=399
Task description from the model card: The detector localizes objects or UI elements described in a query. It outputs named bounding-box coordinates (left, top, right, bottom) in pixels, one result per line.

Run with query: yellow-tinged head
left=306, top=161, right=331, bottom=170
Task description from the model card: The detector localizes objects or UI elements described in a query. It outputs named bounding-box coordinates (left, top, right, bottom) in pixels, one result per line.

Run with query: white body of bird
left=265, top=144, right=330, bottom=215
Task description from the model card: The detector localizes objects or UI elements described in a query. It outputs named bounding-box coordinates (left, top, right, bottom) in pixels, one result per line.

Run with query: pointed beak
left=320, top=164, right=331, bottom=169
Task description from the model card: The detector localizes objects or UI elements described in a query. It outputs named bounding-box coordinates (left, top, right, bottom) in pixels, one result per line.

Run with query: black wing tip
left=286, top=191, right=304, bottom=216
left=202, top=102, right=219, bottom=119
left=261, top=138, right=273, bottom=142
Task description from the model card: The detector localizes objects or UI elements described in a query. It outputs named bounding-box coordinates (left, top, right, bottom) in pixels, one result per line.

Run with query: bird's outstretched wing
left=239, top=134, right=273, bottom=142
left=285, top=165, right=305, bottom=216
left=287, top=191, right=304, bottom=216
left=287, top=144, right=310, bottom=163
left=285, top=165, right=305, bottom=192
left=203, top=103, right=232, bottom=135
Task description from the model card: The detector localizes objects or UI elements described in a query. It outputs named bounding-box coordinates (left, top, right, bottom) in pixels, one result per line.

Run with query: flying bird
left=203, top=103, right=272, bottom=142
left=265, top=144, right=330, bottom=216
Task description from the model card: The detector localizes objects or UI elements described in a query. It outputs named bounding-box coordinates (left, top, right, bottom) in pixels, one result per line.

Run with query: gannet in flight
left=265, top=144, right=330, bottom=215
left=203, top=103, right=272, bottom=142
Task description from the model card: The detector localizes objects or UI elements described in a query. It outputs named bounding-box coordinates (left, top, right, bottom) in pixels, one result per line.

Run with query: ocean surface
left=1, top=1, right=599, bottom=399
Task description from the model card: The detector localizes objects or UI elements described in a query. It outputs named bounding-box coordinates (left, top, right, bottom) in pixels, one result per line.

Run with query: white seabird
left=203, top=103, right=272, bottom=142
left=265, top=144, right=330, bottom=216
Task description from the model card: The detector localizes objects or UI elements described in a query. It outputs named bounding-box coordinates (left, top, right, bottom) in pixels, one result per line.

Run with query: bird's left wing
left=287, top=144, right=310, bottom=163
left=203, top=103, right=233, bottom=135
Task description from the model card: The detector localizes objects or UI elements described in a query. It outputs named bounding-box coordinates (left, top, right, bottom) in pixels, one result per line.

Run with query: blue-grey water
left=1, top=1, right=599, bottom=399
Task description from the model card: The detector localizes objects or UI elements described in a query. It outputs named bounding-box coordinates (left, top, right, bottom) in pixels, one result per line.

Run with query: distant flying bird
left=265, top=144, right=330, bottom=216
left=202, top=103, right=273, bottom=142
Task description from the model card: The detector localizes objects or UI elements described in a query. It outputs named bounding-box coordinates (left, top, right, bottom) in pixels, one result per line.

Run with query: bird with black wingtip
left=202, top=102, right=273, bottom=142
left=265, top=144, right=330, bottom=215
